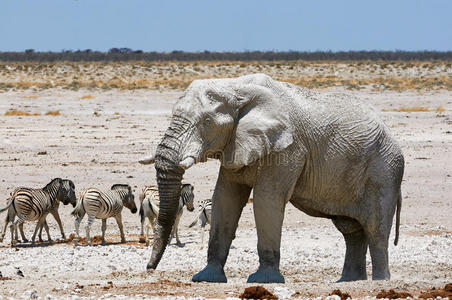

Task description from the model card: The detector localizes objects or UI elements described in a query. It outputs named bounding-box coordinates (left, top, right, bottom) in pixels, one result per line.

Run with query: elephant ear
left=222, top=84, right=293, bottom=169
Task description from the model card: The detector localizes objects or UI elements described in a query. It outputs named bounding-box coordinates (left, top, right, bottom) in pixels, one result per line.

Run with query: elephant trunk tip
left=179, top=156, right=195, bottom=170
left=139, top=154, right=155, bottom=165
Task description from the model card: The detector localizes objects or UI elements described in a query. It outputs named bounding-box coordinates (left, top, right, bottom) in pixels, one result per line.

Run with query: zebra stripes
left=139, top=183, right=194, bottom=246
left=189, top=198, right=212, bottom=248
left=0, top=178, right=76, bottom=246
left=72, top=184, right=137, bottom=245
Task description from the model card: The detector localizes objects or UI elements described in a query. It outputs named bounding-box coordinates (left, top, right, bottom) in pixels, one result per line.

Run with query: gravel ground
left=0, top=86, right=451, bottom=299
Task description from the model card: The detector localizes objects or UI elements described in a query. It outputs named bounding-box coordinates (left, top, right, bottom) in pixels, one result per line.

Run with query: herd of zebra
left=0, top=178, right=212, bottom=247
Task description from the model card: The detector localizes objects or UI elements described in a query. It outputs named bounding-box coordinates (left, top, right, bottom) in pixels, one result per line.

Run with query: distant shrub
left=5, top=109, right=40, bottom=116
left=45, top=110, right=61, bottom=116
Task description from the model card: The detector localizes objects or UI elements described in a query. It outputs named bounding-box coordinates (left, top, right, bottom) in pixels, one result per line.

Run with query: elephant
left=139, top=74, right=404, bottom=283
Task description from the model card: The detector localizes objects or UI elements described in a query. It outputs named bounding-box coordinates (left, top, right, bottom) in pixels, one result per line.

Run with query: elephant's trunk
left=147, top=117, right=188, bottom=270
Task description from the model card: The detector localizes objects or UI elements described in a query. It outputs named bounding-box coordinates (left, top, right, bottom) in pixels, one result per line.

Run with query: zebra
left=0, top=204, right=54, bottom=244
left=139, top=183, right=195, bottom=246
left=188, top=198, right=212, bottom=248
left=0, top=178, right=76, bottom=246
left=72, top=184, right=137, bottom=246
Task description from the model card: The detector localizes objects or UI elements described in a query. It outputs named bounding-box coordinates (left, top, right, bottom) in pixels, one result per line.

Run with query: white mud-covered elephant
left=139, top=74, right=404, bottom=283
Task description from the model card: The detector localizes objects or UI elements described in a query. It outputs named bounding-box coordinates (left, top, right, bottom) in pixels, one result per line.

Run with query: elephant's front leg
left=247, top=180, right=287, bottom=283
left=192, top=168, right=251, bottom=283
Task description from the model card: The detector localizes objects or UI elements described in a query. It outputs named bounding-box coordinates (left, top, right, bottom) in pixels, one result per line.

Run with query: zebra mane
left=43, top=178, right=63, bottom=190
left=181, top=183, right=193, bottom=190
left=62, top=179, right=75, bottom=189
left=111, top=184, right=131, bottom=191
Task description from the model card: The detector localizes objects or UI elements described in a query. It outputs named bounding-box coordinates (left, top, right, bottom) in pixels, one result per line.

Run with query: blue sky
left=1, top=0, right=451, bottom=52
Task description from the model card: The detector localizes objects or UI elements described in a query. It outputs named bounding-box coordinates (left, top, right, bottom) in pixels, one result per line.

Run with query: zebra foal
left=188, top=198, right=212, bottom=248
left=139, top=183, right=194, bottom=246
left=0, top=178, right=76, bottom=246
left=72, top=184, right=137, bottom=246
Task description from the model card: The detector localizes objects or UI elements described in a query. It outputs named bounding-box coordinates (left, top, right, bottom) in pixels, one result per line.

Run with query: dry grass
left=0, top=61, right=451, bottom=91
left=80, top=95, right=95, bottom=99
left=382, top=106, right=446, bottom=112
left=45, top=110, right=61, bottom=116
left=4, top=109, right=61, bottom=116
left=4, top=109, right=40, bottom=116
left=23, top=95, right=38, bottom=99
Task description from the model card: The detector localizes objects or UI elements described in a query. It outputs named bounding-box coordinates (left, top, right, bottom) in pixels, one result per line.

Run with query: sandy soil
left=0, top=85, right=451, bottom=299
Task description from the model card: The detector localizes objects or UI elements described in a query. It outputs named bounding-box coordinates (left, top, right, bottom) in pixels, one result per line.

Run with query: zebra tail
left=0, top=198, right=13, bottom=214
left=139, top=201, right=144, bottom=223
left=71, top=197, right=85, bottom=218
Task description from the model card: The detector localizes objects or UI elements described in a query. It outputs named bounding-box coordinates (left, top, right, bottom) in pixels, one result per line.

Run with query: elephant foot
left=247, top=268, right=285, bottom=283
left=372, top=273, right=390, bottom=281
left=337, top=273, right=367, bottom=282
left=192, top=264, right=227, bottom=283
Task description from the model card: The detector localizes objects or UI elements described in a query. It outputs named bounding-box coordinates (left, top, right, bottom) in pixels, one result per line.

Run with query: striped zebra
left=72, top=184, right=137, bottom=246
left=139, top=183, right=195, bottom=246
left=1, top=204, right=53, bottom=244
left=0, top=178, right=76, bottom=246
left=188, top=198, right=212, bottom=248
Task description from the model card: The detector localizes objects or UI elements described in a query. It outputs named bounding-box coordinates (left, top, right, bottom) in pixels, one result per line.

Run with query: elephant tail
left=394, top=191, right=402, bottom=246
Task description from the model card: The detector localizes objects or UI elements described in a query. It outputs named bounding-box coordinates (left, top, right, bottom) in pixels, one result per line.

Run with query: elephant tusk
left=179, top=157, right=195, bottom=170
left=139, top=154, right=155, bottom=165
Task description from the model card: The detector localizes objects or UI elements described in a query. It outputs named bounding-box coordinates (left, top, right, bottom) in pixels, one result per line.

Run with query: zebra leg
left=50, top=210, right=65, bottom=240
left=19, top=223, right=28, bottom=243
left=38, top=222, right=44, bottom=242
left=173, top=213, right=182, bottom=246
left=85, top=215, right=95, bottom=246
left=43, top=220, right=52, bottom=243
left=114, top=214, right=126, bottom=243
left=0, top=213, right=9, bottom=243
left=200, top=223, right=206, bottom=249
left=1, top=208, right=15, bottom=243
left=11, top=216, right=26, bottom=247
left=140, top=214, right=145, bottom=237
left=74, top=216, right=84, bottom=246
left=145, top=217, right=151, bottom=246
left=31, top=216, right=48, bottom=245
left=101, top=219, right=107, bottom=246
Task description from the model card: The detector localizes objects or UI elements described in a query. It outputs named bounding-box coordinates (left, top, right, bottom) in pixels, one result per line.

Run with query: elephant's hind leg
left=332, top=216, right=368, bottom=282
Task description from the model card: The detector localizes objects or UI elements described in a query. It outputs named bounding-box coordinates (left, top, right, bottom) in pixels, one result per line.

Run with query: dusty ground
left=0, top=67, right=451, bottom=299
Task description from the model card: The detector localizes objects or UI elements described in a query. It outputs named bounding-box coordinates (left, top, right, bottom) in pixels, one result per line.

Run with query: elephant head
left=141, top=74, right=293, bottom=269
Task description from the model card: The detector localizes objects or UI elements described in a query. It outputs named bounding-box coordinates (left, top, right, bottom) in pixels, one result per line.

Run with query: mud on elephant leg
left=333, top=216, right=368, bottom=282
left=192, top=168, right=251, bottom=283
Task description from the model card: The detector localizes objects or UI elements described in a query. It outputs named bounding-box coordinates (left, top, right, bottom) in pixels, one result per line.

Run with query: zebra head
left=181, top=183, right=195, bottom=212
left=61, top=179, right=76, bottom=207
left=111, top=184, right=137, bottom=214
left=47, top=178, right=75, bottom=206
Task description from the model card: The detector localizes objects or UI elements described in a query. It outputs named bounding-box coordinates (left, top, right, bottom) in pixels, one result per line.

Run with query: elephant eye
left=203, top=117, right=212, bottom=126
left=206, top=91, right=215, bottom=100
